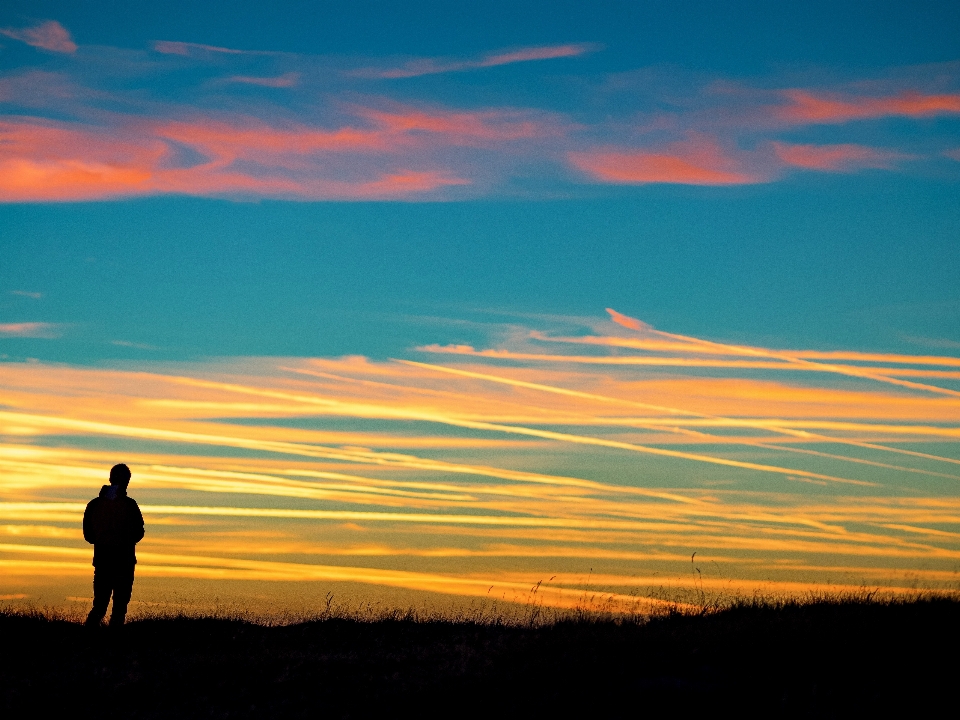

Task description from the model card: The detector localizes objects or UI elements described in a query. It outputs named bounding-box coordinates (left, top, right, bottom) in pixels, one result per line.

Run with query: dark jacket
left=83, top=485, right=145, bottom=567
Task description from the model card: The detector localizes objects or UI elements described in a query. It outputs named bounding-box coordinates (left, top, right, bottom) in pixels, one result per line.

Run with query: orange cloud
left=570, top=136, right=761, bottom=185
left=4, top=324, right=960, bottom=613
left=773, top=142, right=906, bottom=172
left=774, top=89, right=960, bottom=125
left=7, top=347, right=959, bottom=499
left=584, top=311, right=960, bottom=399
left=535, top=332, right=960, bottom=368
left=359, top=43, right=597, bottom=79
left=0, top=322, right=62, bottom=338
left=606, top=308, right=651, bottom=332
left=0, top=21, right=77, bottom=53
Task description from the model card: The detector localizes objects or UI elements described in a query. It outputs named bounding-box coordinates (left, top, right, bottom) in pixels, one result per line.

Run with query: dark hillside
left=2, top=597, right=957, bottom=718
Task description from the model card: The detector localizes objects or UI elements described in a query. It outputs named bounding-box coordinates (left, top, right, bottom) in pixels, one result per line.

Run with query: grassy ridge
left=2, top=595, right=957, bottom=717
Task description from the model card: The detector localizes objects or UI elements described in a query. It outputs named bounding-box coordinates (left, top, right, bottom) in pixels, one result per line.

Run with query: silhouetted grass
left=2, top=593, right=957, bottom=717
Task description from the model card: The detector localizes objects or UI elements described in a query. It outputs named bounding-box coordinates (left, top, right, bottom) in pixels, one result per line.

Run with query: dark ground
left=2, top=597, right=957, bottom=718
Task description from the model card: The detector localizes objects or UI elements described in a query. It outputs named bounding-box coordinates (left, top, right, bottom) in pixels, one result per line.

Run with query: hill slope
left=2, top=597, right=957, bottom=717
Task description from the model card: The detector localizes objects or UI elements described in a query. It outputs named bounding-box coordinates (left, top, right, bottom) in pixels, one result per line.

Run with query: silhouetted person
left=83, top=463, right=144, bottom=627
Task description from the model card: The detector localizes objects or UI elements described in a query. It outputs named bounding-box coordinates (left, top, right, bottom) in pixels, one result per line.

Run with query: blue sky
left=3, top=185, right=959, bottom=362
left=1, top=1, right=959, bottom=362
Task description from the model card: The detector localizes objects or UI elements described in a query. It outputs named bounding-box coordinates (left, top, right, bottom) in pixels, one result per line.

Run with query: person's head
left=109, top=463, right=131, bottom=490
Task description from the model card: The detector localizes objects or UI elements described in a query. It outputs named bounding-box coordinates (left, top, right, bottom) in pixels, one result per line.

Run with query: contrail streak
left=399, top=359, right=959, bottom=478
left=531, top=332, right=960, bottom=367
left=605, top=308, right=960, bottom=398
left=418, top=345, right=960, bottom=380
left=161, top=375, right=876, bottom=485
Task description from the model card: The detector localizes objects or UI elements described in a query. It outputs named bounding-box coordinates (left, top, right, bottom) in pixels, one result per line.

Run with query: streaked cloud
left=0, top=541, right=680, bottom=612
left=606, top=307, right=651, bottom=332
left=773, top=89, right=960, bottom=125
left=0, top=20, right=77, bottom=54
left=0, top=322, right=62, bottom=338
left=9, top=291, right=42, bottom=299
left=569, top=136, right=762, bottom=185
left=357, top=43, right=598, bottom=79
left=0, top=34, right=957, bottom=197
left=0, top=94, right=574, bottom=200
left=902, top=335, right=960, bottom=351
left=0, top=113, right=480, bottom=201
left=224, top=72, right=299, bottom=88
left=152, top=40, right=275, bottom=57
left=110, top=340, right=159, bottom=350
left=1, top=311, right=958, bottom=611
left=773, top=142, right=907, bottom=172
left=353, top=105, right=558, bottom=145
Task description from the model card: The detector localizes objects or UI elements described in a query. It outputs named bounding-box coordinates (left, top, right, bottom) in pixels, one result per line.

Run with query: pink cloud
left=152, top=117, right=387, bottom=158
left=569, top=136, right=762, bottom=186
left=146, top=106, right=554, bottom=171
left=359, top=43, right=597, bottom=79
left=356, top=106, right=557, bottom=146
left=0, top=116, right=472, bottom=202
left=773, top=142, right=907, bottom=172
left=0, top=118, right=164, bottom=201
left=224, top=73, right=299, bottom=88
left=606, top=308, right=652, bottom=332
left=944, top=148, right=960, bottom=162
left=0, top=322, right=62, bottom=338
left=0, top=20, right=77, bottom=53
left=774, top=89, right=960, bottom=125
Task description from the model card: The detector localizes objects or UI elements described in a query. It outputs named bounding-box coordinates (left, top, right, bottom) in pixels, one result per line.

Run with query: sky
left=1, top=1, right=959, bottom=616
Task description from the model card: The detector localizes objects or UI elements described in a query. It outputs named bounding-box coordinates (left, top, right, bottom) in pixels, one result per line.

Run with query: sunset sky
left=2, top=1, right=959, bottom=615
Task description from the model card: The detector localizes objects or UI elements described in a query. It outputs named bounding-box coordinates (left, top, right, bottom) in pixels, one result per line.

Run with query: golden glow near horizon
left=2, top=311, right=959, bottom=615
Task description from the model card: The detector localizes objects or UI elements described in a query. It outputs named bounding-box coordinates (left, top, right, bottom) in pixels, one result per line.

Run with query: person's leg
left=109, top=565, right=135, bottom=626
left=86, top=566, right=111, bottom=626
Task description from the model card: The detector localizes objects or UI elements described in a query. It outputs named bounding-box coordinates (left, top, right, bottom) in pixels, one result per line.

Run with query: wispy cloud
left=0, top=113, right=484, bottom=201
left=0, top=94, right=572, bottom=201
left=353, top=105, right=559, bottom=145
left=223, top=72, right=299, bottom=88
left=773, top=89, right=960, bottom=125
left=606, top=308, right=650, bottom=332
left=9, top=291, right=42, bottom=300
left=772, top=142, right=908, bottom=172
left=0, top=20, right=76, bottom=54
left=356, top=43, right=599, bottom=79
left=152, top=40, right=276, bottom=57
left=569, top=135, right=763, bottom=186
left=110, top=340, right=158, bottom=350
left=1, top=309, right=958, bottom=612
left=0, top=322, right=61, bottom=338
left=901, top=335, right=960, bottom=350
left=599, top=307, right=960, bottom=399
left=0, top=39, right=957, bottom=200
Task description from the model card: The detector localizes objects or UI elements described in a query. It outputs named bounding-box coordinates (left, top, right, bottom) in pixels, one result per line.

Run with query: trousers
left=86, top=563, right=136, bottom=626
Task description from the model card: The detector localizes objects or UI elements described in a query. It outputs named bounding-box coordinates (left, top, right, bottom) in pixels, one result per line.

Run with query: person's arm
left=129, top=499, right=145, bottom=544
left=82, top=499, right=98, bottom=544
